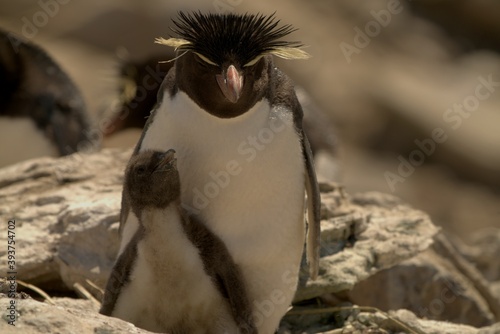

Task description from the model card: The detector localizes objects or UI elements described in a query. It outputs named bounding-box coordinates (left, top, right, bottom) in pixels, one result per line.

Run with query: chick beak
left=216, top=65, right=243, bottom=103
left=156, top=149, right=176, bottom=172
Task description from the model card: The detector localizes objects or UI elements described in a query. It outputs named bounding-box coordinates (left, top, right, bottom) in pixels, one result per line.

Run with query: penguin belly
left=112, top=206, right=238, bottom=333
left=130, top=92, right=306, bottom=333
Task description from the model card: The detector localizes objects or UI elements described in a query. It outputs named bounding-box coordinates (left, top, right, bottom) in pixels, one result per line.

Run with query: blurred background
left=1, top=0, right=499, bottom=241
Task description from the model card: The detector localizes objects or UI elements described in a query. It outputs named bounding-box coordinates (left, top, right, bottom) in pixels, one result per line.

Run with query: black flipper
left=100, top=229, right=142, bottom=316
left=302, top=129, right=321, bottom=280
left=270, top=66, right=322, bottom=280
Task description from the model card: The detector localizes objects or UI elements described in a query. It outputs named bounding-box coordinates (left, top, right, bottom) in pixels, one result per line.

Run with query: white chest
left=140, top=92, right=305, bottom=259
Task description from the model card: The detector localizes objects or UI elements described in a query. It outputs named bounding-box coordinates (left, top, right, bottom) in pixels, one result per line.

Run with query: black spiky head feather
left=155, top=11, right=309, bottom=66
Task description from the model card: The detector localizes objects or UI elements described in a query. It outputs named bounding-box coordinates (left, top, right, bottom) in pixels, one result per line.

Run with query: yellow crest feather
left=268, top=47, right=311, bottom=60
left=154, top=37, right=191, bottom=50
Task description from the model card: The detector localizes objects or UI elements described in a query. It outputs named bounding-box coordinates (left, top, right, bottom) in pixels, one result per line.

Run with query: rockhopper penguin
left=101, top=149, right=256, bottom=334
left=0, top=29, right=94, bottom=167
left=119, top=12, right=321, bottom=333
left=101, top=54, right=338, bottom=165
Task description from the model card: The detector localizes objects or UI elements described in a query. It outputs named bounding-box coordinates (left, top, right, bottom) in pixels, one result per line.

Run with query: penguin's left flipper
left=302, top=131, right=321, bottom=280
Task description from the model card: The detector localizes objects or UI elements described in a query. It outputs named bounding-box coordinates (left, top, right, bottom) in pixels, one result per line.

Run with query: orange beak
left=216, top=65, right=243, bottom=103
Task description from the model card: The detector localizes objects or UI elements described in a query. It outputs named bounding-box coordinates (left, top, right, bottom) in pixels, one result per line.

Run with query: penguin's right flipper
left=100, top=230, right=141, bottom=316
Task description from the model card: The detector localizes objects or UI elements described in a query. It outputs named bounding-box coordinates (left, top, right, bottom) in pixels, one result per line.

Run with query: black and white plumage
left=155, top=12, right=309, bottom=117
left=0, top=29, right=94, bottom=167
left=101, top=150, right=256, bottom=333
left=118, top=12, right=321, bottom=334
left=102, top=55, right=338, bottom=165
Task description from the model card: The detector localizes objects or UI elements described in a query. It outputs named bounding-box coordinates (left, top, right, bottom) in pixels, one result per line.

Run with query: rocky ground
left=0, top=149, right=499, bottom=333
left=1, top=0, right=499, bottom=333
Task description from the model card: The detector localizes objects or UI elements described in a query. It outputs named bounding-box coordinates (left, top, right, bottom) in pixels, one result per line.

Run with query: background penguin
left=0, top=29, right=95, bottom=168
left=101, top=54, right=175, bottom=138
left=119, top=12, right=321, bottom=333
left=101, top=149, right=256, bottom=334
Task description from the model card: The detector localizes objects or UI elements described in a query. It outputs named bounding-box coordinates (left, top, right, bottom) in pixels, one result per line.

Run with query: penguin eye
left=194, top=52, right=217, bottom=67
left=56, top=100, right=72, bottom=114
left=136, top=165, right=146, bottom=175
left=243, top=55, right=264, bottom=67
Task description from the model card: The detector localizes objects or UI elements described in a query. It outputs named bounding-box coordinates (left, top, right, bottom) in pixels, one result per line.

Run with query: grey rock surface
left=2, top=294, right=496, bottom=334
left=479, top=322, right=500, bottom=334
left=493, top=283, right=500, bottom=305
left=295, top=185, right=439, bottom=301
left=0, top=149, right=129, bottom=291
left=280, top=307, right=482, bottom=334
left=459, top=228, right=500, bottom=282
left=346, top=247, right=495, bottom=327
left=388, top=309, right=479, bottom=334
left=0, top=150, right=439, bottom=301
left=0, top=149, right=498, bottom=333
left=0, top=294, right=152, bottom=334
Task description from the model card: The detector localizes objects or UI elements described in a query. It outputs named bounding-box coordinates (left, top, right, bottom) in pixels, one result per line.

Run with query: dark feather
left=170, top=11, right=303, bottom=65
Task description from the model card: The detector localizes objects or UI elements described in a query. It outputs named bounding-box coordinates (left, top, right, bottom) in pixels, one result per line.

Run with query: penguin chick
left=101, top=149, right=256, bottom=334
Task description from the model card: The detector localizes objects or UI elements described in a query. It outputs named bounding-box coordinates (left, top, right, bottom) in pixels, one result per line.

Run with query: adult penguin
left=119, top=12, right=321, bottom=333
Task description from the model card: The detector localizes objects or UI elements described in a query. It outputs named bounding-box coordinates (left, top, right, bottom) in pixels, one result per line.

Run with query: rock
left=389, top=309, right=478, bottom=334
left=338, top=231, right=500, bottom=327
left=279, top=307, right=481, bottom=334
left=492, top=282, right=500, bottom=305
left=3, top=294, right=495, bottom=334
left=432, top=233, right=500, bottom=322
left=0, top=149, right=439, bottom=302
left=458, top=228, right=500, bottom=282
left=0, top=148, right=130, bottom=291
left=346, top=246, right=494, bottom=327
left=368, top=51, right=500, bottom=188
left=0, top=294, right=152, bottom=334
left=409, top=0, right=500, bottom=51
left=479, top=322, right=500, bottom=334
left=295, top=185, right=439, bottom=301
left=0, top=149, right=497, bottom=333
